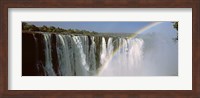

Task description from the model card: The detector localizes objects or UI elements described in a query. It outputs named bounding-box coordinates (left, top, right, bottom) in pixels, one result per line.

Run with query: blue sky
left=27, top=22, right=156, bottom=33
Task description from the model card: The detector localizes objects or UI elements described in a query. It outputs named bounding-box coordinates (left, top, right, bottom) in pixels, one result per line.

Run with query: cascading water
left=43, top=33, right=56, bottom=76
left=100, top=37, right=107, bottom=65
left=107, top=38, right=114, bottom=56
left=56, top=35, right=73, bottom=76
left=98, top=38, right=144, bottom=76
left=31, top=22, right=177, bottom=76
left=99, top=22, right=178, bottom=76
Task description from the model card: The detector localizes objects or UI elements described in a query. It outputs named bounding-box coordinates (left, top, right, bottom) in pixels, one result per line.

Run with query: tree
left=68, top=29, right=75, bottom=33
left=22, top=22, right=32, bottom=31
left=48, top=26, right=56, bottom=32
left=40, top=25, right=48, bottom=32
left=173, top=22, right=178, bottom=31
left=173, top=22, right=178, bottom=40
left=22, top=22, right=98, bottom=35
left=22, top=22, right=28, bottom=30
left=30, top=25, right=39, bottom=31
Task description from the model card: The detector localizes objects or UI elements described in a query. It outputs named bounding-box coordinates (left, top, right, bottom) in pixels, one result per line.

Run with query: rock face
left=23, top=32, right=46, bottom=76
left=22, top=32, right=131, bottom=76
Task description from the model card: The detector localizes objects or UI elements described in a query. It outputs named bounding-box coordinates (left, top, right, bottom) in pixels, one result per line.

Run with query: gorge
left=22, top=22, right=178, bottom=76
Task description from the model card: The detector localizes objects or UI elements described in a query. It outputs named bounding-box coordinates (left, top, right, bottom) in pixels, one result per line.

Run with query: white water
left=41, top=22, right=178, bottom=76
left=100, top=37, right=107, bottom=65
left=56, top=35, right=73, bottom=75
left=99, top=22, right=178, bottom=76
left=107, top=38, right=114, bottom=56
left=99, top=38, right=144, bottom=76
left=43, top=33, right=56, bottom=76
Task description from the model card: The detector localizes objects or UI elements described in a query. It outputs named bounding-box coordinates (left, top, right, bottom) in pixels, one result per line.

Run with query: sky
left=27, top=22, right=156, bottom=33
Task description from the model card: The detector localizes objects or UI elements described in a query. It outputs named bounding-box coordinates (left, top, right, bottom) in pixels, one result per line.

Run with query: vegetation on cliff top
left=172, top=22, right=178, bottom=40
left=22, top=22, right=178, bottom=39
left=22, top=22, right=98, bottom=35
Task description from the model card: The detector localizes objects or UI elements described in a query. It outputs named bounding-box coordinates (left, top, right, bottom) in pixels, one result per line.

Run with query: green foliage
left=22, top=22, right=28, bottom=30
left=173, top=22, right=178, bottom=31
left=22, top=22, right=39, bottom=31
left=40, top=25, right=48, bottom=32
left=48, top=26, right=56, bottom=32
left=22, top=22, right=97, bottom=35
left=172, top=22, right=178, bottom=40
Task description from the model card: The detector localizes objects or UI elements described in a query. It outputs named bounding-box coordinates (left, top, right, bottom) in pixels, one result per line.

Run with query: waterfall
left=88, top=36, right=97, bottom=74
left=98, top=22, right=178, bottom=76
left=107, top=38, right=113, bottom=56
left=100, top=37, right=107, bottom=65
left=56, top=35, right=73, bottom=76
left=43, top=33, right=56, bottom=76
left=41, top=34, right=142, bottom=76
left=37, top=33, right=177, bottom=76
left=32, top=23, right=177, bottom=76
left=72, top=36, right=90, bottom=75
left=98, top=38, right=144, bottom=76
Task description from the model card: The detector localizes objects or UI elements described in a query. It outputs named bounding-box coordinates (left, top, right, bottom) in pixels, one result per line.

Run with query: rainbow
left=97, top=22, right=163, bottom=75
